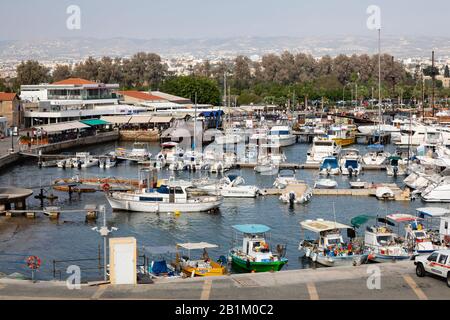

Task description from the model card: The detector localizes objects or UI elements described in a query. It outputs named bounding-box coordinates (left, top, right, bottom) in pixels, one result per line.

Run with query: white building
left=20, top=78, right=145, bottom=127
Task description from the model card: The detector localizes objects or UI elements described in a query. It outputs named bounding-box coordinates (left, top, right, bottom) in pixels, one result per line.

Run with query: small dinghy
left=314, top=179, right=338, bottom=189
left=349, top=180, right=367, bottom=189
left=375, top=187, right=394, bottom=200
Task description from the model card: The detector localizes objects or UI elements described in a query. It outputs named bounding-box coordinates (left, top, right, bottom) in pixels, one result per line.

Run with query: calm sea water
left=0, top=141, right=448, bottom=280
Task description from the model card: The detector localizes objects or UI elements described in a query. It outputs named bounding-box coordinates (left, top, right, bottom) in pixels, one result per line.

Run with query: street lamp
left=92, top=205, right=118, bottom=282
left=10, top=127, right=14, bottom=153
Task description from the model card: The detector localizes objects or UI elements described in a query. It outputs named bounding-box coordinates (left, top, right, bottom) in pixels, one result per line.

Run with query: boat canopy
left=177, top=242, right=218, bottom=250
left=416, top=207, right=450, bottom=218
left=386, top=213, right=422, bottom=223
left=350, top=215, right=376, bottom=228
left=300, top=219, right=351, bottom=233
left=388, top=156, right=402, bottom=161
left=367, top=144, right=384, bottom=150
left=232, top=224, right=271, bottom=234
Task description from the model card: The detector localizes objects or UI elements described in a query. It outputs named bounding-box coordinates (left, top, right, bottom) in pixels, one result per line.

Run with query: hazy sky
left=1, top=0, right=449, bottom=40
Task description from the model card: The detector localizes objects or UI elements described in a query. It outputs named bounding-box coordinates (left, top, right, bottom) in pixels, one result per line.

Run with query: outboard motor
left=348, top=166, right=353, bottom=178
left=393, top=165, right=398, bottom=178
left=289, top=191, right=296, bottom=205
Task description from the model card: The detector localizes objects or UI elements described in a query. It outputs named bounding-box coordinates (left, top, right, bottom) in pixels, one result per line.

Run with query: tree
left=122, top=52, right=168, bottom=89
left=232, top=56, right=252, bottom=90
left=52, top=64, right=73, bottom=82
left=73, top=57, right=101, bottom=81
left=161, top=76, right=221, bottom=105
left=423, top=65, right=439, bottom=77
left=15, top=60, right=50, bottom=85
left=445, top=65, right=450, bottom=78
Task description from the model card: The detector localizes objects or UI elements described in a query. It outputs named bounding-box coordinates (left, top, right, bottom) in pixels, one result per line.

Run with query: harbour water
left=0, top=141, right=447, bottom=280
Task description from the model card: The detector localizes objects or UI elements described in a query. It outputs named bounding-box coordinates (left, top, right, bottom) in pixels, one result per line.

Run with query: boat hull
left=106, top=196, right=222, bottom=213
left=230, top=254, right=287, bottom=273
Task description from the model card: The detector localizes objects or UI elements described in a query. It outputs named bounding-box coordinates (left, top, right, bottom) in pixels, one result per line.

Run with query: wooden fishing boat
left=175, top=242, right=226, bottom=277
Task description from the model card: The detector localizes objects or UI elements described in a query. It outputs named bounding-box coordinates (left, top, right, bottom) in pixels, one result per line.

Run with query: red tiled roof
left=0, top=92, right=17, bottom=101
left=52, top=78, right=97, bottom=85
left=118, top=91, right=165, bottom=101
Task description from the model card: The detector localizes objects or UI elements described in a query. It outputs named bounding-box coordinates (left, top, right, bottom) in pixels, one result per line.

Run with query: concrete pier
left=0, top=261, right=447, bottom=300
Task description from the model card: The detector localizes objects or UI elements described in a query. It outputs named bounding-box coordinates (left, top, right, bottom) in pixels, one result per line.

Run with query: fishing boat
left=106, top=169, right=222, bottom=213
left=228, top=224, right=288, bottom=273
left=362, top=144, right=389, bottom=165
left=314, top=179, right=338, bottom=189
left=319, top=156, right=340, bottom=175
left=386, top=213, right=439, bottom=255
left=142, top=246, right=181, bottom=279
left=298, top=219, right=368, bottom=267
left=267, top=126, right=296, bottom=147
left=340, top=149, right=362, bottom=176
left=328, top=125, right=356, bottom=146
left=306, top=136, right=341, bottom=164
left=353, top=215, right=412, bottom=262
left=175, top=242, right=226, bottom=277
left=273, top=169, right=297, bottom=189
left=196, top=175, right=259, bottom=198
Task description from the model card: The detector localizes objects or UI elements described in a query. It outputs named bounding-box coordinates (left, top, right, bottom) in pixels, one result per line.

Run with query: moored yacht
left=306, top=136, right=341, bottom=164
left=267, top=126, right=296, bottom=147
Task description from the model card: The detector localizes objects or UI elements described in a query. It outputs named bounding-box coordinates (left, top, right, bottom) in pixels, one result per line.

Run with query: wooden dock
left=236, top=162, right=386, bottom=170
left=260, top=183, right=410, bottom=201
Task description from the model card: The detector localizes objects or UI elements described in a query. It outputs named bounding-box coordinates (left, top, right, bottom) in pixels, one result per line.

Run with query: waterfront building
left=20, top=78, right=146, bottom=127
left=0, top=92, right=22, bottom=127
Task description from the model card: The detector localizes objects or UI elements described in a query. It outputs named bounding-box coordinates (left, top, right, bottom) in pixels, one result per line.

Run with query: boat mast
left=193, top=91, right=197, bottom=151
left=378, top=28, right=382, bottom=133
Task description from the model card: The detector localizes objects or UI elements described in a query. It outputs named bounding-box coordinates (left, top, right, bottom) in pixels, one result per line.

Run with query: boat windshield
left=377, top=235, right=394, bottom=245
left=413, top=231, right=427, bottom=238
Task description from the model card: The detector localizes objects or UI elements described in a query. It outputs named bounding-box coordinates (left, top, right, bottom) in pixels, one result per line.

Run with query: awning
left=37, top=121, right=90, bottom=133
left=300, top=219, right=351, bottom=233
left=176, top=242, right=218, bottom=250
left=386, top=213, right=422, bottom=223
left=128, top=116, right=153, bottom=124
left=149, top=116, right=174, bottom=123
left=80, top=119, right=110, bottom=126
left=232, top=224, right=271, bottom=234
left=416, top=207, right=450, bottom=218
left=100, top=116, right=131, bottom=124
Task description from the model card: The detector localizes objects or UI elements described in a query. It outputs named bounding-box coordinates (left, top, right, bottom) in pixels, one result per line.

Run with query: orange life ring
left=102, top=183, right=111, bottom=192
left=27, top=256, right=41, bottom=270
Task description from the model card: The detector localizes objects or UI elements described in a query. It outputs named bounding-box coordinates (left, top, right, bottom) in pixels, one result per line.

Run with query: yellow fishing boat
left=329, top=126, right=356, bottom=146
left=175, top=242, right=226, bottom=277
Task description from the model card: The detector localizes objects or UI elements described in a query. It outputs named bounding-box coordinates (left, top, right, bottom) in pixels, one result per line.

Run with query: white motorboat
left=349, top=180, right=367, bottom=189
left=273, top=169, right=297, bottom=189
left=314, top=179, right=338, bottom=189
left=57, top=158, right=71, bottom=169
left=267, top=126, right=296, bottom=147
left=340, top=149, right=362, bottom=176
left=254, top=159, right=279, bottom=176
left=279, top=185, right=312, bottom=204
left=196, top=175, right=259, bottom=198
left=209, top=161, right=224, bottom=173
left=362, top=144, right=389, bottom=166
left=99, top=156, right=117, bottom=169
left=157, top=142, right=184, bottom=164
left=107, top=179, right=222, bottom=213
left=306, top=136, right=341, bottom=164
left=128, top=142, right=151, bottom=160
left=421, top=176, right=450, bottom=202
left=299, top=219, right=368, bottom=267
left=319, top=156, right=340, bottom=175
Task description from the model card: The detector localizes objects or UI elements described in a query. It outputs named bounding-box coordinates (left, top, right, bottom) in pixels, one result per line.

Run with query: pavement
left=0, top=261, right=448, bottom=300
left=0, top=134, right=21, bottom=157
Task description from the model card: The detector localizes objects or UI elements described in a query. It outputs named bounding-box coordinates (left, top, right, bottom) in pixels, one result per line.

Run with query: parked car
left=414, top=250, right=450, bottom=287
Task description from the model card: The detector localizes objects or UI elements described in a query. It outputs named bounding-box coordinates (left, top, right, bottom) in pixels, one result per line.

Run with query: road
left=0, top=261, right=448, bottom=300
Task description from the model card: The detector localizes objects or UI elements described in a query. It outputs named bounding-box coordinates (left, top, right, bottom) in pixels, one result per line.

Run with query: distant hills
left=1, top=35, right=449, bottom=61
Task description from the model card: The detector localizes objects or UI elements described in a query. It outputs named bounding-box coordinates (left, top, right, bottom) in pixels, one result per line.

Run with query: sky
left=1, top=0, right=449, bottom=40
